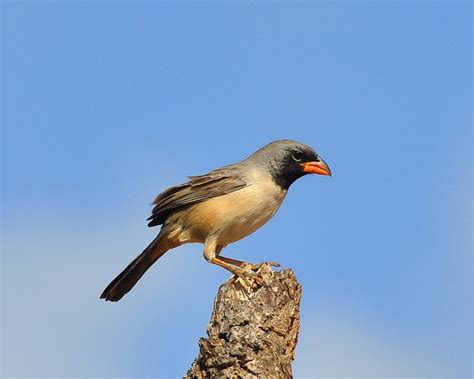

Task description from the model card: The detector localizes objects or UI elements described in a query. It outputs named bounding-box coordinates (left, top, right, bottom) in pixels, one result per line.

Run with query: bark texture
left=185, top=264, right=302, bottom=378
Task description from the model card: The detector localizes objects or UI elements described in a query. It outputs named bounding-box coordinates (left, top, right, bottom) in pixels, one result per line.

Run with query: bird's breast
left=175, top=173, right=287, bottom=245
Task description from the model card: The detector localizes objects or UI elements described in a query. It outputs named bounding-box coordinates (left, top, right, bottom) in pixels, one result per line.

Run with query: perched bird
left=100, top=140, right=331, bottom=301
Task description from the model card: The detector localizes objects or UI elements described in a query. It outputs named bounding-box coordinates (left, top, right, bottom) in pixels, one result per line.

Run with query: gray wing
left=147, top=165, right=248, bottom=227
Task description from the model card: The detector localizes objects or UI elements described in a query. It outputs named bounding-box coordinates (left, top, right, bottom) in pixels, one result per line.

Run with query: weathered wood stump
left=186, top=264, right=302, bottom=378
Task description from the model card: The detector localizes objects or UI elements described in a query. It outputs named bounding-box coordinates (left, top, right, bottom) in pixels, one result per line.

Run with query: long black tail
left=100, top=235, right=168, bottom=302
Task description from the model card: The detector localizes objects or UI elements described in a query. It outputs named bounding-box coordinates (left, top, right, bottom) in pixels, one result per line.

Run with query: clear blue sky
left=2, top=1, right=471, bottom=377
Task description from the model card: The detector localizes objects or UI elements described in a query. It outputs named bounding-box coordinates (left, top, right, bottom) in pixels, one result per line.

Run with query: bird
left=100, top=140, right=331, bottom=301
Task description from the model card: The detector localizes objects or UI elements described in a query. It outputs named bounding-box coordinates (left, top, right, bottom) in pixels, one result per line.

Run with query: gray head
left=245, top=139, right=331, bottom=189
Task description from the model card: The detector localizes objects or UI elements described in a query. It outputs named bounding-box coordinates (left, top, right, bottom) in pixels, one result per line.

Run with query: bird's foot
left=232, top=261, right=281, bottom=285
left=246, top=261, right=281, bottom=272
left=217, top=256, right=280, bottom=273
left=230, top=265, right=264, bottom=286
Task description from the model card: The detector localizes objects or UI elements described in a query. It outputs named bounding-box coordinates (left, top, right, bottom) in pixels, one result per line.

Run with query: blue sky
left=1, top=1, right=472, bottom=378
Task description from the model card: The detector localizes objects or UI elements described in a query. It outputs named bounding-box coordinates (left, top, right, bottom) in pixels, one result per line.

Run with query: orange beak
left=300, top=159, right=332, bottom=176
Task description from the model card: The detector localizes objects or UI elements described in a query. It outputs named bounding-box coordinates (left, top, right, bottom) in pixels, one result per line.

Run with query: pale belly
left=170, top=178, right=287, bottom=245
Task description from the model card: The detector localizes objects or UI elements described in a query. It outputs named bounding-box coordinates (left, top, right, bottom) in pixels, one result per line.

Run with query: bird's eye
left=291, top=152, right=302, bottom=162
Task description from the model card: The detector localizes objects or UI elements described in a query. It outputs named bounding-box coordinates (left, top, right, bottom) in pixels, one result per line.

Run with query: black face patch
left=269, top=146, right=319, bottom=189
left=245, top=140, right=320, bottom=189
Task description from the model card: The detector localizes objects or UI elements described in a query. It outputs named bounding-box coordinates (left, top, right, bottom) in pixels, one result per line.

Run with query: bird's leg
left=215, top=245, right=250, bottom=268
left=204, top=240, right=262, bottom=285
left=217, top=255, right=248, bottom=267
left=217, top=251, right=280, bottom=272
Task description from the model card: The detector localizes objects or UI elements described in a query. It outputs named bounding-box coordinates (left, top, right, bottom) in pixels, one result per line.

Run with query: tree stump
left=185, top=264, right=302, bottom=378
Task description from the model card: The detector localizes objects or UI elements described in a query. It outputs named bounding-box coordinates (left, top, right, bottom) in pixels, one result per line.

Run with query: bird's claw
left=229, top=261, right=281, bottom=287
left=246, top=261, right=281, bottom=271
left=231, top=265, right=264, bottom=287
